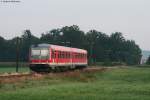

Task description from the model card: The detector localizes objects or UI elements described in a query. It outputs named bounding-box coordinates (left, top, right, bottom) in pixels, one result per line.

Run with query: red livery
left=29, top=44, right=88, bottom=72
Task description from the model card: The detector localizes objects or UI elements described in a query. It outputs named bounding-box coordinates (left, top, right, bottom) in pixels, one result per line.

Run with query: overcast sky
left=0, top=0, right=150, bottom=50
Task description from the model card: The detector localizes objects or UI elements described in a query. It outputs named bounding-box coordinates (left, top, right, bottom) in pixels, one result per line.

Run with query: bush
left=92, top=61, right=126, bottom=66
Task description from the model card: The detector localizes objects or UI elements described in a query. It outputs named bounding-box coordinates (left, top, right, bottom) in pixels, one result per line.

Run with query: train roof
left=36, top=44, right=87, bottom=53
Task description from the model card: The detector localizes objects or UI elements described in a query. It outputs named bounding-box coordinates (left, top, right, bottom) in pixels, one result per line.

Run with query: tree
left=0, top=26, right=142, bottom=65
left=85, top=30, right=107, bottom=63
left=20, top=30, right=40, bottom=61
left=146, top=56, right=150, bottom=65
left=40, top=28, right=62, bottom=45
left=61, top=25, right=85, bottom=48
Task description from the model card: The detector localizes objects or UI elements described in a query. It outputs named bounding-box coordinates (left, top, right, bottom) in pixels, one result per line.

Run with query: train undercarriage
left=29, top=64, right=87, bottom=72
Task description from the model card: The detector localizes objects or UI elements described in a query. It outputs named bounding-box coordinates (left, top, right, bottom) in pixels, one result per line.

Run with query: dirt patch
left=0, top=67, right=107, bottom=84
left=0, top=73, right=44, bottom=84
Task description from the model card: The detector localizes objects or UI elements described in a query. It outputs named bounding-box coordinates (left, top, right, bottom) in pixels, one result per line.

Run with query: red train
left=29, top=44, right=88, bottom=72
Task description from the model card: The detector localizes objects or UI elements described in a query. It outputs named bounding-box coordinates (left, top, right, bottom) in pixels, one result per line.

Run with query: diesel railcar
left=29, top=44, right=88, bottom=72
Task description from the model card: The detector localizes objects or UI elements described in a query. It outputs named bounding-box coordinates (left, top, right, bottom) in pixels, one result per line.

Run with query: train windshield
left=31, top=48, right=49, bottom=60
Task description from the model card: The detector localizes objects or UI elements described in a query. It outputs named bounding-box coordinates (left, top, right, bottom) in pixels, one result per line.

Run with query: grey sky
left=0, top=0, right=150, bottom=50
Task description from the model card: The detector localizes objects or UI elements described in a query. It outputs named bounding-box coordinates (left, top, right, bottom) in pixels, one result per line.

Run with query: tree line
left=0, top=25, right=142, bottom=65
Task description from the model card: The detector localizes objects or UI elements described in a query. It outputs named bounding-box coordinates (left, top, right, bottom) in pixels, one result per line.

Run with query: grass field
left=0, top=66, right=30, bottom=74
left=0, top=62, right=29, bottom=74
left=1, top=67, right=150, bottom=100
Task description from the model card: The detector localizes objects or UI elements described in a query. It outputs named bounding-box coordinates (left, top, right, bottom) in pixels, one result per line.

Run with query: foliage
left=146, top=56, right=150, bottom=65
left=0, top=25, right=141, bottom=65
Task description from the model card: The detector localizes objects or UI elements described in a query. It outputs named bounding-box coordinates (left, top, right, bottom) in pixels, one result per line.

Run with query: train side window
left=58, top=51, right=60, bottom=58
left=60, top=51, right=61, bottom=58
left=60, top=51, right=62, bottom=58
left=66, top=52, right=68, bottom=58
left=54, top=51, right=56, bottom=59
left=67, top=52, right=68, bottom=58
left=62, top=52, right=64, bottom=58
left=61, top=51, right=63, bottom=58
left=79, top=53, right=80, bottom=59
left=72, top=53, right=73, bottom=59
left=66, top=52, right=68, bottom=59
left=75, top=53, right=77, bottom=58
left=68, top=53, right=70, bottom=58
left=57, top=51, right=58, bottom=58
left=52, top=50, right=54, bottom=58
left=69, top=52, right=70, bottom=58
left=54, top=51, right=57, bottom=59
left=63, top=52, right=65, bottom=58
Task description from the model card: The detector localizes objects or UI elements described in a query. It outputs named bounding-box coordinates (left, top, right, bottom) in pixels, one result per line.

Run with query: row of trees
left=0, top=25, right=142, bottom=65
left=146, top=56, right=150, bottom=65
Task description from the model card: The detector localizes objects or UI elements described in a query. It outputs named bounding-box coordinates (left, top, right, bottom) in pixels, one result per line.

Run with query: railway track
left=0, top=67, right=107, bottom=83
left=0, top=73, right=32, bottom=78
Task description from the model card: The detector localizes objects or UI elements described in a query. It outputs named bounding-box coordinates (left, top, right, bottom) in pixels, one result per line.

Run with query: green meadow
left=0, top=67, right=150, bottom=100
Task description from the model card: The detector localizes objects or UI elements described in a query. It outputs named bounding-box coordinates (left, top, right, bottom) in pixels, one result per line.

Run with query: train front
left=29, top=44, right=51, bottom=72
